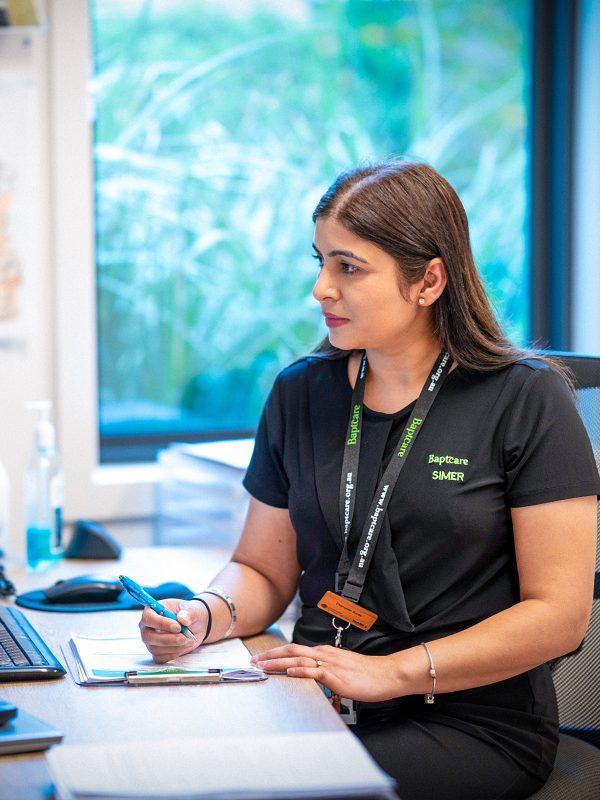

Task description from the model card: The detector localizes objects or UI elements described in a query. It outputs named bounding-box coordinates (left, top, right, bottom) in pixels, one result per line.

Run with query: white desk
left=0, top=547, right=363, bottom=799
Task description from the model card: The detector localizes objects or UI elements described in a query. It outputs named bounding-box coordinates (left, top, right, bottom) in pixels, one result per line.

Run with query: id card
left=317, top=590, right=378, bottom=631
left=321, top=686, right=358, bottom=726
left=333, top=694, right=358, bottom=726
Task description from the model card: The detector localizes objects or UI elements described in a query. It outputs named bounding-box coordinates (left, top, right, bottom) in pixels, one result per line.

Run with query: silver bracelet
left=195, top=587, right=237, bottom=639
left=420, top=642, right=437, bottom=704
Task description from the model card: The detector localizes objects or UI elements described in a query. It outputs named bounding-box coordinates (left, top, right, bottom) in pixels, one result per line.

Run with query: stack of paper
left=66, top=633, right=266, bottom=685
left=176, top=438, right=255, bottom=470
left=48, top=731, right=397, bottom=799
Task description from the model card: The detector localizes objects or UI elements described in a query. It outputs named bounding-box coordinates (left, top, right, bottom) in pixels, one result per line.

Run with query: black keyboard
left=0, top=607, right=65, bottom=680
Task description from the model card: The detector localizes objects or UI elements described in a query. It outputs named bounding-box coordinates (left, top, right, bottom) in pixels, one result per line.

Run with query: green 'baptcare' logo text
left=428, top=453, right=469, bottom=482
left=397, top=417, right=423, bottom=458
left=347, top=404, right=361, bottom=445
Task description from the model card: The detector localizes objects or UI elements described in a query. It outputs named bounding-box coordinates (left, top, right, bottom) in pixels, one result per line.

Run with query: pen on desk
left=118, top=574, right=198, bottom=641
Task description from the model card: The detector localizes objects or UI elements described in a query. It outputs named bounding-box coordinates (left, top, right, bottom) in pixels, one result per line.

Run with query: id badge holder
left=317, top=590, right=377, bottom=727
left=317, top=590, right=378, bottom=631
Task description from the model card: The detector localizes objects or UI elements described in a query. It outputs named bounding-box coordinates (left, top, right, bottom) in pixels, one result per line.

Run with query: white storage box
left=154, top=440, right=254, bottom=548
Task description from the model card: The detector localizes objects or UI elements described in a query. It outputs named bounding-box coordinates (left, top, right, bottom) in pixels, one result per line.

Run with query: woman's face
left=312, top=216, right=424, bottom=353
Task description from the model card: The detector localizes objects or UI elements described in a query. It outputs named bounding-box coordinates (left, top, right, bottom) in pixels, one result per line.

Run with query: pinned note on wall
left=0, top=0, right=40, bottom=27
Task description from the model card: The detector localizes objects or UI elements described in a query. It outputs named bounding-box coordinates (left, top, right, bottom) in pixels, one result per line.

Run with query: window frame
left=529, top=0, right=577, bottom=349
left=571, top=0, right=600, bottom=353
left=529, top=0, right=600, bottom=354
left=51, top=0, right=158, bottom=520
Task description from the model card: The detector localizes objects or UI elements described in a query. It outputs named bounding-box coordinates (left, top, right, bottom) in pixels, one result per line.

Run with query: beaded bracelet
left=420, top=642, right=437, bottom=704
left=191, top=596, right=212, bottom=643
left=194, top=587, right=237, bottom=639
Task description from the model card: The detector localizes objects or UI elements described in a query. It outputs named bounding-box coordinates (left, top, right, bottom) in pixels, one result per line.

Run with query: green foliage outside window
left=92, top=0, right=531, bottom=454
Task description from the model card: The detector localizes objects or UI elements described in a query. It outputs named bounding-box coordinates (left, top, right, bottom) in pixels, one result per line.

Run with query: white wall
left=1, top=4, right=157, bottom=564
left=0, top=28, right=53, bottom=559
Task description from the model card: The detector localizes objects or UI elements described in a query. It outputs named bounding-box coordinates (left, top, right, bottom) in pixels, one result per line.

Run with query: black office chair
left=528, top=353, right=600, bottom=800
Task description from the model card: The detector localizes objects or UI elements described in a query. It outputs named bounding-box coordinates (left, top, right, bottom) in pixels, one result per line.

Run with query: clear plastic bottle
left=25, top=401, right=64, bottom=570
left=0, top=457, right=8, bottom=559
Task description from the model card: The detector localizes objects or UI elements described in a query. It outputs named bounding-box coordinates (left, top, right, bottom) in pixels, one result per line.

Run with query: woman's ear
left=416, top=258, right=447, bottom=306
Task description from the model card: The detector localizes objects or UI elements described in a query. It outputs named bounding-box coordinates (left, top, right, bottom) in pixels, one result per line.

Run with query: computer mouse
left=42, top=575, right=123, bottom=604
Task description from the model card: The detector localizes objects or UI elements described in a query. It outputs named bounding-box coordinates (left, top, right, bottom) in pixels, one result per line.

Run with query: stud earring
left=418, top=297, right=426, bottom=306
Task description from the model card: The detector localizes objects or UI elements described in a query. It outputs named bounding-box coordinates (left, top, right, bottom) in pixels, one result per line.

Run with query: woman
left=140, top=162, right=599, bottom=800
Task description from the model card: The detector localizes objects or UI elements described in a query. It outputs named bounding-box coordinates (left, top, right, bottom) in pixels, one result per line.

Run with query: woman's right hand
left=139, top=598, right=208, bottom=663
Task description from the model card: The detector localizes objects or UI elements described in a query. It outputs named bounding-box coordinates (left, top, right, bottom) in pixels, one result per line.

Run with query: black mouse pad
left=15, top=582, right=194, bottom=613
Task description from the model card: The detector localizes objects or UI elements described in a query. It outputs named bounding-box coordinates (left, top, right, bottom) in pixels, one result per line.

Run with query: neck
left=364, top=336, right=442, bottom=390
left=350, top=335, right=442, bottom=414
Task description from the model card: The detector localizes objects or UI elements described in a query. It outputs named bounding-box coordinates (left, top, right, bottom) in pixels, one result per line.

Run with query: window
left=90, top=0, right=532, bottom=463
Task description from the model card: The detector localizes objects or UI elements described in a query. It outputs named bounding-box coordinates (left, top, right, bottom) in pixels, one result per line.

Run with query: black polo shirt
left=243, top=354, right=600, bottom=655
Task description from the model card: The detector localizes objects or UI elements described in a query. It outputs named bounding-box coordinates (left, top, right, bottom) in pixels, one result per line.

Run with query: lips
left=323, top=313, right=349, bottom=328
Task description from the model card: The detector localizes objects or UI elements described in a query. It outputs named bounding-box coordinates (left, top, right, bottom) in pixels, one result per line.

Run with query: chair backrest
left=544, top=352, right=600, bottom=748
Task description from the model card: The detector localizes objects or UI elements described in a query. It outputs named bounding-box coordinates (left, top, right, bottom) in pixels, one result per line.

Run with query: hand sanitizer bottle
left=25, top=401, right=64, bottom=570
left=0, top=458, right=8, bottom=559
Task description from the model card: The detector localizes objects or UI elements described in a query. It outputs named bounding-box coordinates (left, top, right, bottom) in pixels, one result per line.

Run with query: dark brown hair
left=312, top=160, right=567, bottom=379
left=313, top=161, right=570, bottom=383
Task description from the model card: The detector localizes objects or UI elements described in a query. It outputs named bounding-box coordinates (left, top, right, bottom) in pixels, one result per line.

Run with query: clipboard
left=62, top=632, right=266, bottom=686
left=123, top=667, right=265, bottom=685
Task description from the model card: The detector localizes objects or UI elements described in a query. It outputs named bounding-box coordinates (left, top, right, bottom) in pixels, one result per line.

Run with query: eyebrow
left=312, top=244, right=370, bottom=264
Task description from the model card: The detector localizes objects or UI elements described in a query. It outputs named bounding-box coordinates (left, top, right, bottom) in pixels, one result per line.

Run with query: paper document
left=67, top=633, right=265, bottom=685
left=48, top=731, right=396, bottom=799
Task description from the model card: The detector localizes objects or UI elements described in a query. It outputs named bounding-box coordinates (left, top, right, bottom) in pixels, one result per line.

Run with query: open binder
left=65, top=632, right=266, bottom=685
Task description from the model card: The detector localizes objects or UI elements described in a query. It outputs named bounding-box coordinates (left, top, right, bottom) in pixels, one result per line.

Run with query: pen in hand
left=118, top=574, right=198, bottom=642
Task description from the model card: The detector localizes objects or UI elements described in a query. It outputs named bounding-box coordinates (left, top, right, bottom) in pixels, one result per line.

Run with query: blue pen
left=119, top=575, right=198, bottom=642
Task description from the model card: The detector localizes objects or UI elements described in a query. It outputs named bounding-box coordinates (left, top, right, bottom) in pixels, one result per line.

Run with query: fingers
left=139, top=618, right=188, bottom=646
left=146, top=637, right=200, bottom=662
left=139, top=598, right=208, bottom=662
left=251, top=643, right=322, bottom=664
left=286, top=664, right=325, bottom=678
left=140, top=626, right=198, bottom=663
left=140, top=605, right=182, bottom=635
left=255, top=655, right=324, bottom=673
left=141, top=599, right=207, bottom=633
left=250, top=643, right=333, bottom=677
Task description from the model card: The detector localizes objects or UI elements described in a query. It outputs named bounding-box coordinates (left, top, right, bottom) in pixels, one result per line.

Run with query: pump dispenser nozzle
left=24, top=401, right=64, bottom=570
left=25, top=401, right=56, bottom=450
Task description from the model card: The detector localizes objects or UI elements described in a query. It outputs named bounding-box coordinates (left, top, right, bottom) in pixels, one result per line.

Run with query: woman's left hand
left=250, top=643, right=401, bottom=703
